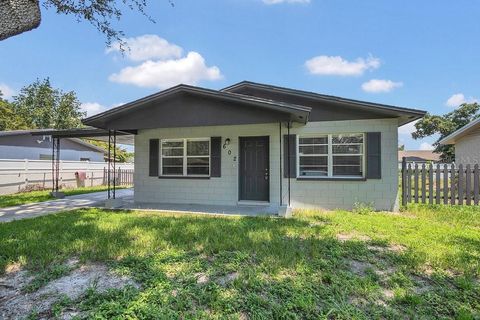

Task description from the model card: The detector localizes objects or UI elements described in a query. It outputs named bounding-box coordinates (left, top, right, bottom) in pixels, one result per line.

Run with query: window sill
left=296, top=177, right=366, bottom=181
left=158, top=176, right=210, bottom=180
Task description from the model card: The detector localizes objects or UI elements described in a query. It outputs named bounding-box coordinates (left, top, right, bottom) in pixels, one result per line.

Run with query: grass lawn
left=0, top=185, right=130, bottom=208
left=0, top=205, right=479, bottom=319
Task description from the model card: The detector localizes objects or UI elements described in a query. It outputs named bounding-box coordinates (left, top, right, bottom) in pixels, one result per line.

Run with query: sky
left=1, top=0, right=479, bottom=150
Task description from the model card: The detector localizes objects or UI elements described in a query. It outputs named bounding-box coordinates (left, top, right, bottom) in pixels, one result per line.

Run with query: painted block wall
left=134, top=118, right=399, bottom=211
left=454, top=131, right=480, bottom=165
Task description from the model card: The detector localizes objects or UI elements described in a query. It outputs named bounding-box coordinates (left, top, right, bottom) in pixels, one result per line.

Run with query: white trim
left=297, top=133, right=365, bottom=179
left=160, top=138, right=211, bottom=177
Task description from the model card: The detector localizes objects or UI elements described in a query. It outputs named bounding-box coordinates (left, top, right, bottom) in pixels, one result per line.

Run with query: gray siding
left=455, top=130, right=480, bottom=165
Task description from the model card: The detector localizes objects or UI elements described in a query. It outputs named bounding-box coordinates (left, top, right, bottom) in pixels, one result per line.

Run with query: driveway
left=0, top=188, right=133, bottom=223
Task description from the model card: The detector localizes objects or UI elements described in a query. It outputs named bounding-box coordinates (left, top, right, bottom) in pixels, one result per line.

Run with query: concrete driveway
left=0, top=188, right=133, bottom=223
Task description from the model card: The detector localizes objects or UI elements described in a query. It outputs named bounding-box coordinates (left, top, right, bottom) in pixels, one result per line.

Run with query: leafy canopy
left=412, top=103, right=480, bottom=161
left=11, top=78, right=85, bottom=130
left=0, top=91, right=28, bottom=130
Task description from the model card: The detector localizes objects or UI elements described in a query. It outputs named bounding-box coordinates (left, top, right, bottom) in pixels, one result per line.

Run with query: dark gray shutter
left=366, top=132, right=381, bottom=179
left=210, top=137, right=221, bottom=177
left=283, top=134, right=296, bottom=178
left=149, top=139, right=159, bottom=176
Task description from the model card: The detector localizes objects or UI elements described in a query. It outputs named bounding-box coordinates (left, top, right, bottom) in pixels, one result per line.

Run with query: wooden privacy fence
left=401, top=158, right=480, bottom=206
left=103, top=168, right=134, bottom=186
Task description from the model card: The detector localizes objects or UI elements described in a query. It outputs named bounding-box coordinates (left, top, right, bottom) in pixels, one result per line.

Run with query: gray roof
left=83, top=84, right=311, bottom=127
left=223, top=81, right=426, bottom=126
left=439, top=117, right=480, bottom=145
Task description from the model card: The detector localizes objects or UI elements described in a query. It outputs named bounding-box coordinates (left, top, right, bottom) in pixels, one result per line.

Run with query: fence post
left=401, top=157, right=407, bottom=206
left=24, top=159, right=29, bottom=189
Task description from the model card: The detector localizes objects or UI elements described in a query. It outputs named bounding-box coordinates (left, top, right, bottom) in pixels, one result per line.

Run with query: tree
left=1, top=0, right=174, bottom=48
left=0, top=91, right=28, bottom=130
left=86, top=140, right=134, bottom=163
left=398, top=144, right=405, bottom=151
left=11, top=78, right=85, bottom=129
left=412, top=103, right=480, bottom=162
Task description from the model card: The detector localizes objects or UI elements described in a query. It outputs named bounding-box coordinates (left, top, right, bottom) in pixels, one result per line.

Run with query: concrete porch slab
left=120, top=198, right=279, bottom=217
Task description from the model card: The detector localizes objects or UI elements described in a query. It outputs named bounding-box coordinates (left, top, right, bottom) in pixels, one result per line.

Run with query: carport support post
left=107, top=130, right=117, bottom=200
left=50, top=137, right=64, bottom=198
left=401, top=156, right=407, bottom=206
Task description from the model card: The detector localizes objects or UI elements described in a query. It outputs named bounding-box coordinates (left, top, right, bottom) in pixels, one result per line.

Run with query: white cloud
left=398, top=120, right=418, bottom=135
left=361, top=79, right=403, bottom=93
left=81, top=102, right=107, bottom=117
left=109, top=51, right=222, bottom=89
left=0, top=83, right=15, bottom=100
left=106, top=34, right=183, bottom=62
left=263, top=0, right=310, bottom=4
left=305, top=55, right=380, bottom=76
left=445, top=93, right=478, bottom=108
left=419, top=142, right=434, bottom=151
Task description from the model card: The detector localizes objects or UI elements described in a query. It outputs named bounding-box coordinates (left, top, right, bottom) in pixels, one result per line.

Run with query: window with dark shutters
left=210, top=137, right=222, bottom=177
left=149, top=139, right=159, bottom=176
left=283, top=134, right=296, bottom=178
left=366, top=132, right=382, bottom=179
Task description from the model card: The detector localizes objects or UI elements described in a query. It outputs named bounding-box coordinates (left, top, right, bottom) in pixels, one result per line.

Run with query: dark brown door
left=239, top=136, right=269, bottom=201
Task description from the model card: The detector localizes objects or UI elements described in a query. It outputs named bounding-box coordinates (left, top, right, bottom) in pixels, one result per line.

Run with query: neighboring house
left=81, top=81, right=425, bottom=212
left=398, top=150, right=441, bottom=163
left=439, top=117, right=480, bottom=165
left=0, top=129, right=105, bottom=162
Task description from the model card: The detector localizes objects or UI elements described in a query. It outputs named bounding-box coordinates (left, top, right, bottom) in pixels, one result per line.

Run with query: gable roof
left=0, top=129, right=106, bottom=153
left=83, top=84, right=311, bottom=129
left=223, top=81, right=426, bottom=126
left=439, top=117, right=480, bottom=145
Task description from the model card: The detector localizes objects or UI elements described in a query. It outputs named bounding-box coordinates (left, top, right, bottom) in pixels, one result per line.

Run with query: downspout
left=279, top=122, right=282, bottom=206
left=287, top=121, right=291, bottom=207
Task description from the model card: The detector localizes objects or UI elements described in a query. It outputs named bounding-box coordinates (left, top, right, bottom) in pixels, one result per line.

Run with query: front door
left=239, top=136, right=269, bottom=201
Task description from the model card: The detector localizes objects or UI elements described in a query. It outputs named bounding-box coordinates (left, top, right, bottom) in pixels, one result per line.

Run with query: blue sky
left=1, top=0, right=479, bottom=150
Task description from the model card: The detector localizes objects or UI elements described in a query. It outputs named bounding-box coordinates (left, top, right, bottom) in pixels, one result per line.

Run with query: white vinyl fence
left=0, top=159, right=134, bottom=195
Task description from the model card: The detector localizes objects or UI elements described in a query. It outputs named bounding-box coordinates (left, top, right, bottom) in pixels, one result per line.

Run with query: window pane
left=333, top=155, right=362, bottom=176
left=332, top=145, right=362, bottom=154
left=300, top=156, right=327, bottom=166
left=162, top=148, right=183, bottom=156
left=299, top=145, right=328, bottom=155
left=162, top=141, right=183, bottom=148
left=187, top=157, right=209, bottom=175
left=332, top=134, right=363, bottom=144
left=333, top=155, right=361, bottom=165
left=333, top=166, right=363, bottom=176
left=299, top=136, right=327, bottom=145
left=163, top=166, right=183, bottom=175
left=187, top=140, right=209, bottom=156
left=299, top=166, right=328, bottom=176
left=162, top=158, right=183, bottom=175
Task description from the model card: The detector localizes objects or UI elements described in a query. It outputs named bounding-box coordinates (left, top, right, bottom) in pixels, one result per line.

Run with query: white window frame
left=160, top=138, right=211, bottom=177
left=297, top=133, right=365, bottom=179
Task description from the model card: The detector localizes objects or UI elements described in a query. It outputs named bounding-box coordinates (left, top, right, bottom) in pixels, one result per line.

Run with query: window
left=161, top=138, right=210, bottom=176
left=39, top=154, right=53, bottom=160
left=298, top=133, right=364, bottom=178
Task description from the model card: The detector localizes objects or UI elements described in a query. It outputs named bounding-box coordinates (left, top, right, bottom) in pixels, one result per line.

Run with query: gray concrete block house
left=83, top=81, right=425, bottom=212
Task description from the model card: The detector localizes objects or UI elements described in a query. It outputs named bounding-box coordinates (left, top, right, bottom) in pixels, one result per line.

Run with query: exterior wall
left=134, top=118, right=399, bottom=211
left=286, top=118, right=398, bottom=211
left=0, top=136, right=104, bottom=161
left=134, top=123, right=282, bottom=207
left=455, top=130, right=480, bottom=165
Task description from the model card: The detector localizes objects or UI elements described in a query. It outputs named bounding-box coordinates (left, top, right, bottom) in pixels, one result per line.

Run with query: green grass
left=0, top=185, right=129, bottom=208
left=0, top=205, right=479, bottom=318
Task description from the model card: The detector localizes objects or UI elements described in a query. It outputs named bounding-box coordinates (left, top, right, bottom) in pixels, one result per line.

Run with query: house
left=81, top=81, right=425, bottom=212
left=0, top=129, right=105, bottom=162
left=398, top=150, right=441, bottom=163
left=439, top=117, right=480, bottom=165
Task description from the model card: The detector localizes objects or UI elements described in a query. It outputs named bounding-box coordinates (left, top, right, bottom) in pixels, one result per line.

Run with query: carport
left=31, top=127, right=135, bottom=205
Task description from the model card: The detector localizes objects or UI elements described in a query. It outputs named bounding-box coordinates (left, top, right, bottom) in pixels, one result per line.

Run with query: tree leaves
left=412, top=103, right=480, bottom=162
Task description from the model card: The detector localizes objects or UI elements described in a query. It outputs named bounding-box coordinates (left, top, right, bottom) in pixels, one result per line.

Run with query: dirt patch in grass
left=336, top=233, right=371, bottom=242
left=0, top=260, right=139, bottom=319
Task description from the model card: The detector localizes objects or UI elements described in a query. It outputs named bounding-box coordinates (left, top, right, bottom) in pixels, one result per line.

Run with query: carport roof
left=31, top=127, right=136, bottom=145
